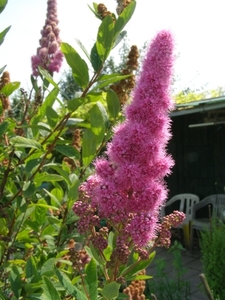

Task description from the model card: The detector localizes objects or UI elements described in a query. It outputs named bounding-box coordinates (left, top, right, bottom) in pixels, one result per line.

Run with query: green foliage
left=146, top=242, right=191, bottom=300
left=200, top=219, right=225, bottom=299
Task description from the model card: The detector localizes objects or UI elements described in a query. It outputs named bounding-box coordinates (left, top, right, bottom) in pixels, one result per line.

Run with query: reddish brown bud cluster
left=116, top=0, right=133, bottom=15
left=110, top=45, right=139, bottom=104
left=123, top=269, right=146, bottom=299
left=97, top=3, right=115, bottom=21
left=0, top=71, right=10, bottom=116
left=61, top=239, right=90, bottom=272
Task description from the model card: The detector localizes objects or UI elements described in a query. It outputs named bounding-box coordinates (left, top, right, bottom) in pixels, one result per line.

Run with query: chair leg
left=182, top=223, right=190, bottom=250
left=190, top=226, right=194, bottom=254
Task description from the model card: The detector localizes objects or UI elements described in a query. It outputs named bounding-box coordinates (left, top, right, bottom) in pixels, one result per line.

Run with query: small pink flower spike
left=31, top=0, right=63, bottom=76
left=74, top=30, right=175, bottom=248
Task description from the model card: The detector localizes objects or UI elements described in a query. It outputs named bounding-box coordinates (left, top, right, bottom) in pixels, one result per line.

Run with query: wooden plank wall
left=166, top=111, right=225, bottom=200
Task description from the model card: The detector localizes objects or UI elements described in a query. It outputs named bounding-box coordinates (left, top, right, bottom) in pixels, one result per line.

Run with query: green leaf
left=38, top=87, right=59, bottom=120
left=90, top=43, right=102, bottom=72
left=35, top=199, right=48, bottom=225
left=85, top=259, right=98, bottom=300
left=25, top=158, right=42, bottom=174
left=10, top=136, right=42, bottom=149
left=9, top=266, right=22, bottom=298
left=90, top=101, right=108, bottom=142
left=96, top=15, right=115, bottom=61
left=112, top=30, right=127, bottom=49
left=55, top=145, right=80, bottom=158
left=61, top=42, right=89, bottom=89
left=91, top=73, right=130, bottom=91
left=0, top=121, right=8, bottom=136
left=106, top=89, right=120, bottom=119
left=114, top=1, right=136, bottom=40
left=82, top=129, right=97, bottom=167
left=41, top=258, right=57, bottom=277
left=68, top=174, right=80, bottom=203
left=84, top=244, right=105, bottom=265
left=34, top=173, right=64, bottom=186
left=42, top=276, right=61, bottom=300
left=0, top=25, right=10, bottom=46
left=0, top=0, right=8, bottom=14
left=55, top=268, right=88, bottom=300
left=46, top=106, right=59, bottom=128
left=25, top=256, right=39, bottom=283
left=75, top=39, right=90, bottom=61
left=0, top=81, right=20, bottom=96
left=22, top=180, right=36, bottom=198
left=101, top=282, right=120, bottom=299
left=121, top=251, right=156, bottom=279
left=67, top=98, right=84, bottom=112
left=126, top=274, right=153, bottom=281
left=38, top=67, right=58, bottom=88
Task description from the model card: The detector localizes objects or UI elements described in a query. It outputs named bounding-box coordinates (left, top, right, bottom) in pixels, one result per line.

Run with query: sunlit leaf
left=0, top=0, right=8, bottom=14
left=10, top=136, right=42, bottom=149
left=42, top=276, right=61, bottom=300
left=101, top=282, right=120, bottom=299
left=0, top=81, right=20, bottom=96
left=96, top=15, right=115, bottom=61
left=90, top=43, right=102, bottom=72
left=106, top=89, right=120, bottom=119
left=85, top=259, right=98, bottom=300
left=82, top=129, right=97, bottom=167
left=61, top=42, right=89, bottom=89
left=0, top=25, right=10, bottom=45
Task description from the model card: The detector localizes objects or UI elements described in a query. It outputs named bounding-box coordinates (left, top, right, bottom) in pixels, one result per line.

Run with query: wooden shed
left=167, top=96, right=225, bottom=199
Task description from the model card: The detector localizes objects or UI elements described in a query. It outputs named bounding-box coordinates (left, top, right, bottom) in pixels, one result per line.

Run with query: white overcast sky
left=1, top=0, right=225, bottom=93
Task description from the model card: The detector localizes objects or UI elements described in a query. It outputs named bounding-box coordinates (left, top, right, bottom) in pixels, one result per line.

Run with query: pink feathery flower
left=73, top=30, right=175, bottom=248
left=31, top=0, right=63, bottom=76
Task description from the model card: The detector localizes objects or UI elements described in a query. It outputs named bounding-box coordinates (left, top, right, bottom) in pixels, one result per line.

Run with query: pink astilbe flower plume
left=73, top=30, right=175, bottom=249
left=31, top=0, right=63, bottom=76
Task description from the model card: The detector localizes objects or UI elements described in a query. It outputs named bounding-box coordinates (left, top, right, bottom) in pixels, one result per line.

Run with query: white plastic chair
left=190, top=194, right=225, bottom=252
left=162, top=193, right=200, bottom=249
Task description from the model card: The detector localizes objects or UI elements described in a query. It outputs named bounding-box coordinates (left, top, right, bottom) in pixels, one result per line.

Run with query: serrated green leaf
left=114, top=1, right=136, bottom=40
left=82, top=129, right=97, bottom=167
left=55, top=268, right=88, bottom=300
left=85, top=259, right=98, bottom=300
left=0, top=81, right=20, bottom=96
left=96, top=15, right=115, bottom=61
left=61, top=42, right=89, bottom=89
left=106, top=89, right=120, bottom=119
left=0, top=25, right=10, bottom=45
left=101, top=281, right=120, bottom=299
left=10, top=136, right=42, bottom=149
left=42, top=276, right=61, bottom=300
left=90, top=43, right=102, bottom=72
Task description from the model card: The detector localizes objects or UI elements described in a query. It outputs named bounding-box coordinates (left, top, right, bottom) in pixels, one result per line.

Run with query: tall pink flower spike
left=31, top=0, right=63, bottom=76
left=74, top=30, right=175, bottom=248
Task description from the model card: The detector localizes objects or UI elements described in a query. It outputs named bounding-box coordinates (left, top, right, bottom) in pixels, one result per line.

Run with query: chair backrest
left=192, top=194, right=225, bottom=220
left=162, top=193, right=200, bottom=222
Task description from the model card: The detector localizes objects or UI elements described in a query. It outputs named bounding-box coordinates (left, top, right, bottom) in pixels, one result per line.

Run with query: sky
left=1, top=0, right=225, bottom=94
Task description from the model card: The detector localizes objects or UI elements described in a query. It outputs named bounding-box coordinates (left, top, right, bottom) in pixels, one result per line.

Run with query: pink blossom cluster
left=73, top=30, right=175, bottom=248
left=31, top=0, right=63, bottom=76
